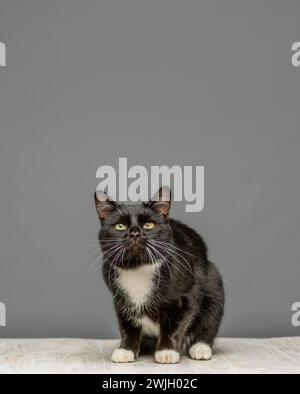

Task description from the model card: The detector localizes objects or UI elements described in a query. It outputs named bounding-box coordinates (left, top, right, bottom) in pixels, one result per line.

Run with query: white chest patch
left=136, top=316, right=160, bottom=337
left=117, top=262, right=161, bottom=305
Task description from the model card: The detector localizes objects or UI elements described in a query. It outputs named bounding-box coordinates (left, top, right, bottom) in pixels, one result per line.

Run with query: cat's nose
left=129, top=231, right=141, bottom=239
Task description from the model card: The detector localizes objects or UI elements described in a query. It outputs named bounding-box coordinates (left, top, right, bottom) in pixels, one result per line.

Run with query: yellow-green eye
left=115, top=223, right=126, bottom=231
left=143, top=222, right=155, bottom=230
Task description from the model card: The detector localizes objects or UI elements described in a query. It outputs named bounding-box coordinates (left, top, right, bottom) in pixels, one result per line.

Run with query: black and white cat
left=95, top=186, right=224, bottom=364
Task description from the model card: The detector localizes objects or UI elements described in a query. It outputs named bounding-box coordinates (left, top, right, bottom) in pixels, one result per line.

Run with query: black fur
left=95, top=187, right=224, bottom=361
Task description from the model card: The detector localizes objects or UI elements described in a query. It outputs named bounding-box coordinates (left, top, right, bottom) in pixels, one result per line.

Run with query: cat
left=95, top=186, right=224, bottom=364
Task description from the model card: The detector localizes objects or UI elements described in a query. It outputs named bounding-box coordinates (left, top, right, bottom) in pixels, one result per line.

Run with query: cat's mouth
left=126, top=238, right=146, bottom=256
left=128, top=241, right=144, bottom=253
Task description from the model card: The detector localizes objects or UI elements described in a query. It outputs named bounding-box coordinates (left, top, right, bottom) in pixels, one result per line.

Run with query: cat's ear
left=95, top=190, right=119, bottom=222
left=147, top=186, right=171, bottom=218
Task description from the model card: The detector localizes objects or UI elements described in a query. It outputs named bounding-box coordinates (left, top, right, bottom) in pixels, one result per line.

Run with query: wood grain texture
left=0, top=337, right=299, bottom=374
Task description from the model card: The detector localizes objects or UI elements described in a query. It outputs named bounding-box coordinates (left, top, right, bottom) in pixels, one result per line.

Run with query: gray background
left=0, top=0, right=299, bottom=339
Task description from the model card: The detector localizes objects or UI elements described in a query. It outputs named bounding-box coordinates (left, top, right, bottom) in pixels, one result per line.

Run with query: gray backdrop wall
left=0, top=0, right=299, bottom=339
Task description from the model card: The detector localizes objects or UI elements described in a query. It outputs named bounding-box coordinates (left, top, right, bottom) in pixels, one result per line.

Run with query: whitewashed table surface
left=0, top=337, right=299, bottom=374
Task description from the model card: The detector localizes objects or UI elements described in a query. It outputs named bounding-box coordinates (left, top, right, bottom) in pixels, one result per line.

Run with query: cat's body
left=95, top=187, right=224, bottom=364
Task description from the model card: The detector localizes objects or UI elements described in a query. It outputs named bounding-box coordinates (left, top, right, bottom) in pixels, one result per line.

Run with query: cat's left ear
left=146, top=186, right=171, bottom=219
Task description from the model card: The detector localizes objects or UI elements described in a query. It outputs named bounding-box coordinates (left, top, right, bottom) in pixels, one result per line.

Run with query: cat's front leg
left=154, top=316, right=180, bottom=364
left=111, top=315, right=141, bottom=363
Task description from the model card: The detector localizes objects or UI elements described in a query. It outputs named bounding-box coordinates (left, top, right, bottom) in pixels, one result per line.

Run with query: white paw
left=189, top=342, right=212, bottom=360
left=154, top=349, right=180, bottom=364
left=111, top=348, right=135, bottom=363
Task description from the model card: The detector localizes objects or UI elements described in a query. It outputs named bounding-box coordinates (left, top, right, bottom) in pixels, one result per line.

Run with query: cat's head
left=95, top=186, right=172, bottom=268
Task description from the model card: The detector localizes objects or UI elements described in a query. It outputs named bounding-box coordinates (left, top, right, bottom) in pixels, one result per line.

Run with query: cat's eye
left=115, top=223, right=126, bottom=231
left=143, top=222, right=155, bottom=230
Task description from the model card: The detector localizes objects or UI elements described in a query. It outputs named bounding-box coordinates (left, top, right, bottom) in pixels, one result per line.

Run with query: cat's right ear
left=94, top=190, right=119, bottom=222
